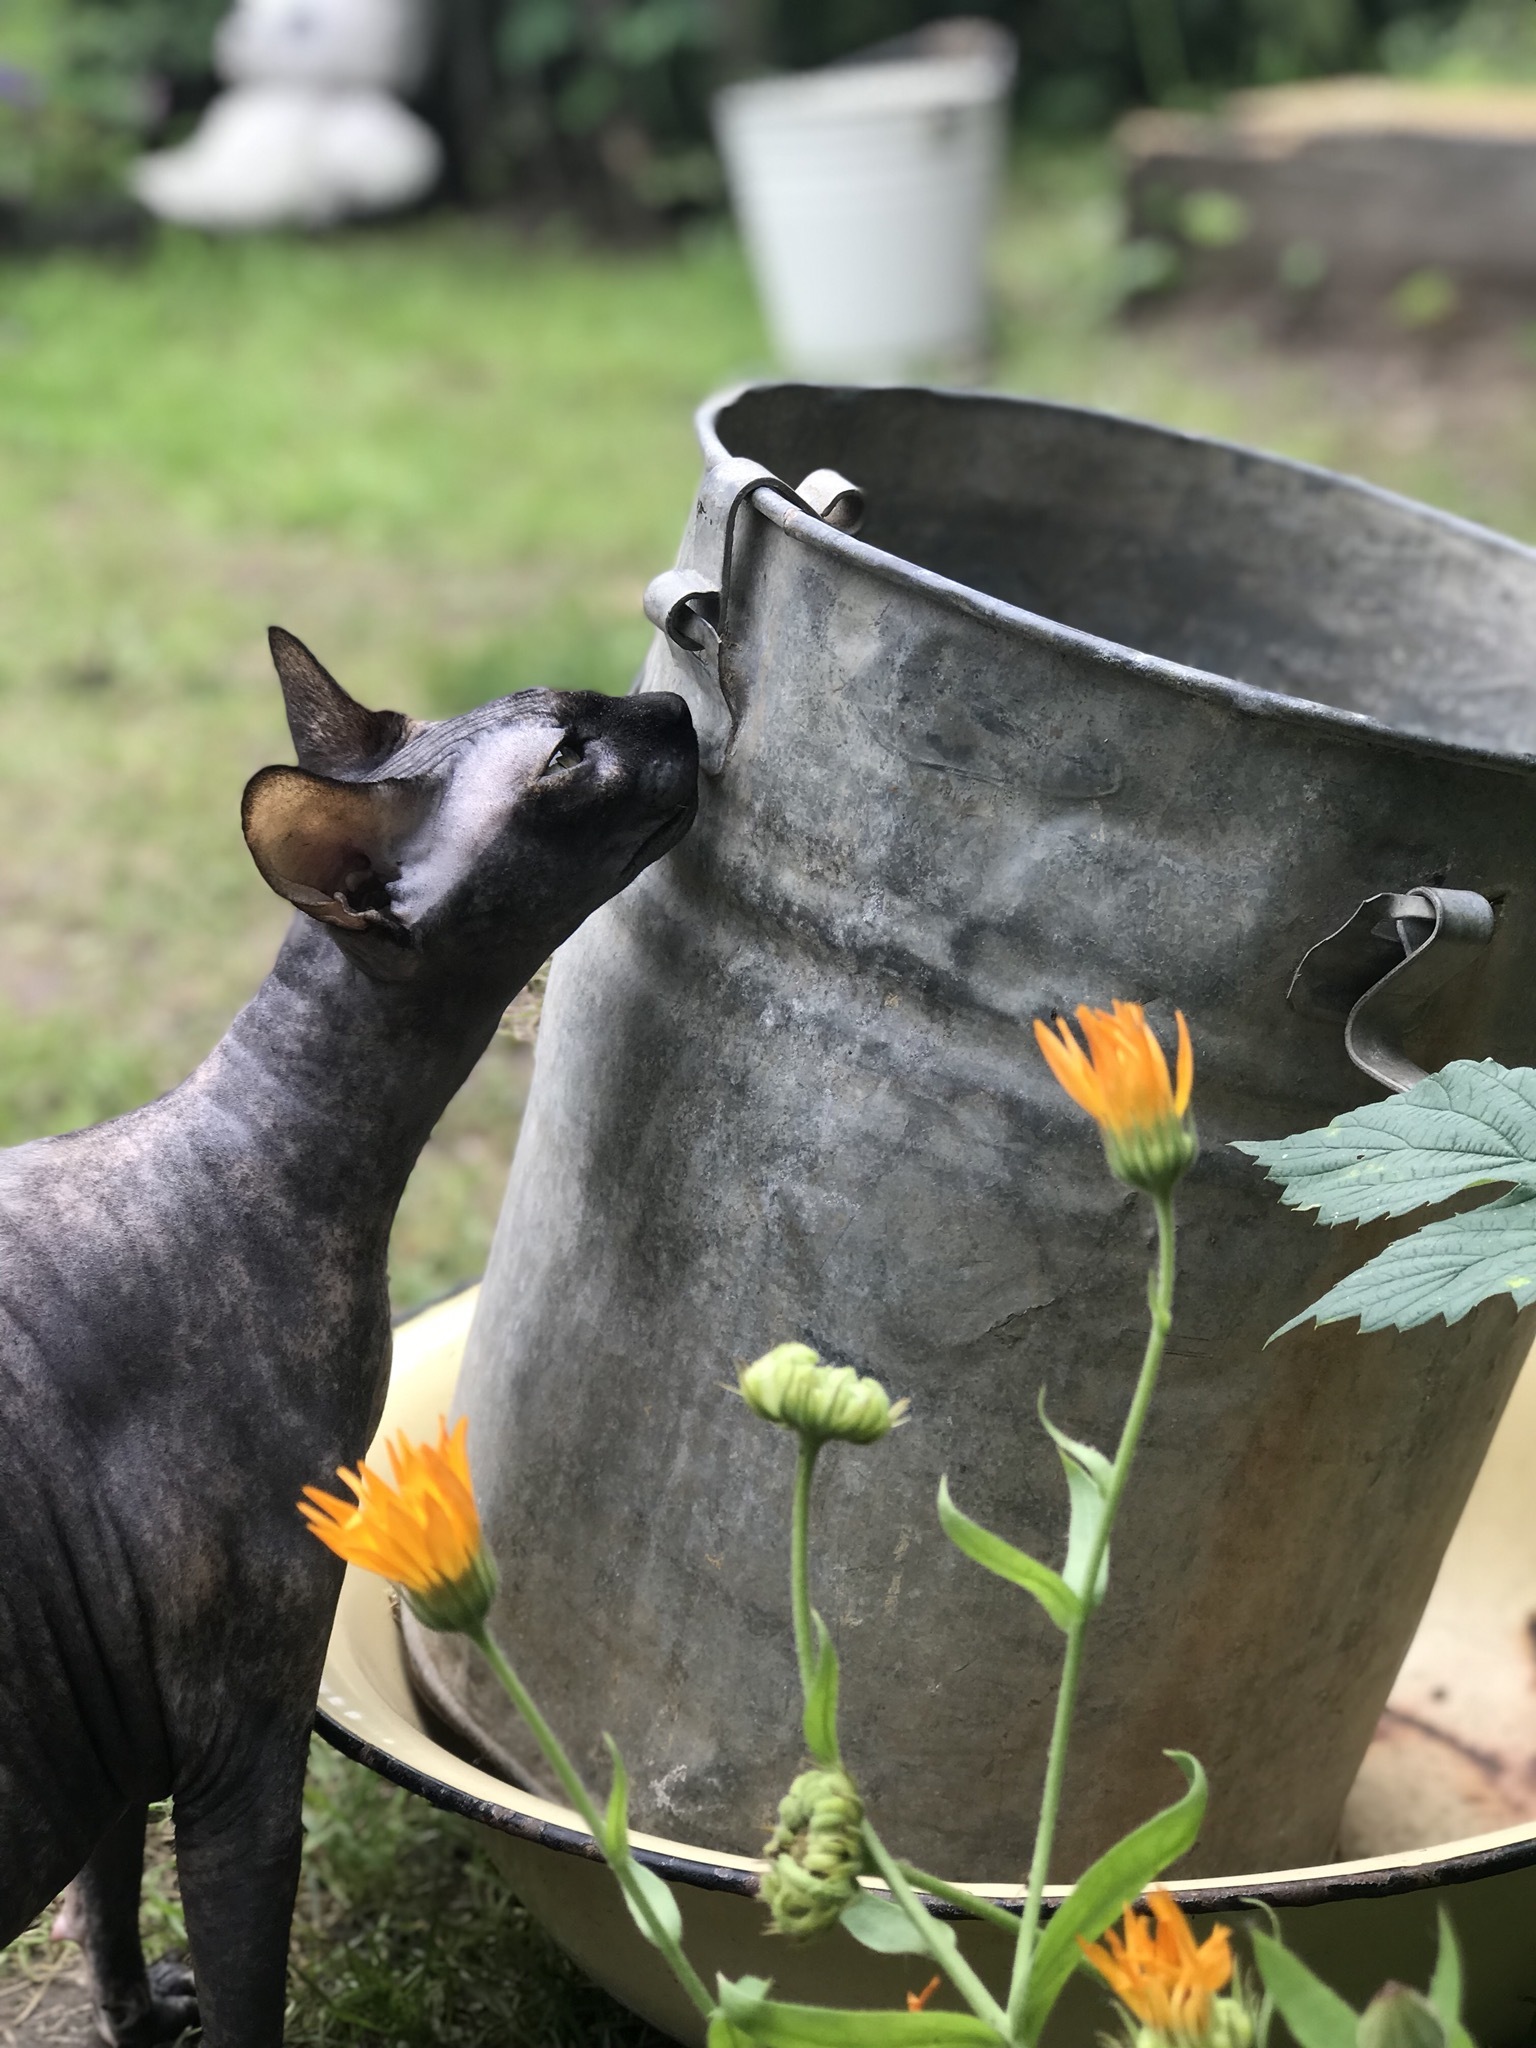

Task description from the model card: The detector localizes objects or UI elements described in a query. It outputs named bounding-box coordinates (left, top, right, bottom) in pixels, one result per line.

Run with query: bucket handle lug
left=641, top=462, right=863, bottom=772
left=642, top=570, right=721, bottom=658
left=1288, top=886, right=1497, bottom=1095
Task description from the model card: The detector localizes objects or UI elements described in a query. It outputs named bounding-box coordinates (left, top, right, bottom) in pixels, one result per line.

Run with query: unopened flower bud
left=760, top=1767, right=866, bottom=1940
left=1206, top=1997, right=1256, bottom=2048
left=1129, top=2000, right=1253, bottom=2048
left=1357, top=1986, right=1446, bottom=2048
left=738, top=1344, right=909, bottom=1446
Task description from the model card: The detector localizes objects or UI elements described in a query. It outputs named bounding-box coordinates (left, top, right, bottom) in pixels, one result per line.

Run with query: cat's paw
left=93, top=1956, right=199, bottom=2046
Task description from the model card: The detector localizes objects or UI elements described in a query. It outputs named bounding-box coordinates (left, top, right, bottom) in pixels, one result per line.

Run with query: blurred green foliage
left=7, top=0, right=1524, bottom=234
left=439, top=0, right=1475, bottom=218
left=1378, top=0, right=1536, bottom=77
left=0, top=0, right=222, bottom=224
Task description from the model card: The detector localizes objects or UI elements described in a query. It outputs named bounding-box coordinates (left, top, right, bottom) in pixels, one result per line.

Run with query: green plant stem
left=469, top=1625, right=715, bottom=2021
left=896, top=1863, right=1023, bottom=1936
left=1005, top=1188, right=1178, bottom=2039
left=785, top=1428, right=1008, bottom=2033
left=791, top=1434, right=820, bottom=1697
left=860, top=1819, right=1012, bottom=2038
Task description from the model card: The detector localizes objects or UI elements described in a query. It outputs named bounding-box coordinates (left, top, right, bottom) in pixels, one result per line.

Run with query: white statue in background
left=131, top=0, right=442, bottom=232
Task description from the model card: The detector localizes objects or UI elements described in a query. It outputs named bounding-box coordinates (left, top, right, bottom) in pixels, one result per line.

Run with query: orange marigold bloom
left=299, top=1415, right=497, bottom=1634
left=1078, top=1892, right=1234, bottom=2039
left=1034, top=1001, right=1196, bottom=1194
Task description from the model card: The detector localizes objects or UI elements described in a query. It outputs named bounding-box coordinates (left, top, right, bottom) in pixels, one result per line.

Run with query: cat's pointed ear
left=242, top=765, right=431, bottom=970
left=268, top=626, right=419, bottom=776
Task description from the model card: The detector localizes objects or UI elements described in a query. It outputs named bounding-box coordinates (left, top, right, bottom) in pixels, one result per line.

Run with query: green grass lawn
left=5, top=146, right=1536, bottom=2040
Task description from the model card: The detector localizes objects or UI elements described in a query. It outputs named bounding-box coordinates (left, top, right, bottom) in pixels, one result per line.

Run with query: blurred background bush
left=8, top=0, right=1536, bottom=241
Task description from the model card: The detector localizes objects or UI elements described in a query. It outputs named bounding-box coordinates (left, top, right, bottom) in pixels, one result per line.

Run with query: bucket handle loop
left=642, top=459, right=863, bottom=773
left=1288, top=887, right=1496, bottom=1094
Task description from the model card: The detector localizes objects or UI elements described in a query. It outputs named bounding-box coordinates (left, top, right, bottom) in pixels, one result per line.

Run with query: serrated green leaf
left=603, top=1733, right=630, bottom=1860
left=937, top=1476, right=1080, bottom=1631
left=1251, top=1932, right=1358, bottom=2048
left=1274, top=1187, right=1536, bottom=1338
left=1235, top=1061, right=1536, bottom=1226
left=1021, top=1752, right=1206, bottom=2045
left=804, top=1612, right=841, bottom=1766
left=1038, top=1395, right=1112, bottom=1610
left=621, top=1857, right=683, bottom=1949
left=839, top=1891, right=934, bottom=1956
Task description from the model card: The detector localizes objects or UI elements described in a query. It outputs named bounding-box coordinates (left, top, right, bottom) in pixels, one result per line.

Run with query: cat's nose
left=642, top=691, right=691, bottom=727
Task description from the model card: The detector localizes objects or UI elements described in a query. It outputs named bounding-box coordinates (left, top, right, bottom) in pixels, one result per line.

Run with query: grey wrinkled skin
left=0, top=629, right=697, bottom=2048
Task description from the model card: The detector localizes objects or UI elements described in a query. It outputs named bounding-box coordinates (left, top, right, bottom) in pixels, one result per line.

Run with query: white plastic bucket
left=714, top=25, right=1015, bottom=378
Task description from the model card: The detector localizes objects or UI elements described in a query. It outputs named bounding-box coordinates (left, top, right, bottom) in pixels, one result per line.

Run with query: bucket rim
left=316, top=1710, right=1536, bottom=1918
left=698, top=379, right=1536, bottom=786
left=712, top=57, right=1013, bottom=128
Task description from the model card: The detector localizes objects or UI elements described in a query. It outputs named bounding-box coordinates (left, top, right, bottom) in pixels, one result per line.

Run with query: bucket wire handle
left=642, top=460, right=864, bottom=770
left=1287, top=886, right=1496, bottom=1094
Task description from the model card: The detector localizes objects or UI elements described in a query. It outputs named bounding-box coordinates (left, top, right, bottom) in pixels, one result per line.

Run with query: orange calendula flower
left=1034, top=1001, right=1197, bottom=1194
left=299, top=1416, right=497, bottom=1635
left=1079, top=1893, right=1243, bottom=2045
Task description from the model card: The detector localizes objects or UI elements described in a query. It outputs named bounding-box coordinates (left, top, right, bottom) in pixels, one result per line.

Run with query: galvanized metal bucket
left=409, top=384, right=1536, bottom=1879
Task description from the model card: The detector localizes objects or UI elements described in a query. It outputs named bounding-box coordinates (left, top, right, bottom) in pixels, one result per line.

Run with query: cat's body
left=0, top=632, right=696, bottom=2046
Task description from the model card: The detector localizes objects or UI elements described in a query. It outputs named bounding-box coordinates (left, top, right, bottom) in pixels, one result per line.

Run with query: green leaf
left=1038, top=1395, right=1112, bottom=1610
left=1428, top=1909, right=1462, bottom=2025
left=621, top=1857, right=683, bottom=1950
left=716, top=1984, right=997, bottom=2046
left=1358, top=1987, right=1448, bottom=2048
left=708, top=2023, right=751, bottom=2048
left=839, top=1891, right=934, bottom=1957
left=1251, top=1932, right=1358, bottom=2048
left=719, top=1977, right=776, bottom=2010
left=603, top=1733, right=630, bottom=1859
left=1235, top=1061, right=1536, bottom=1225
left=803, top=1612, right=841, bottom=1766
left=1021, top=1751, right=1207, bottom=2044
left=1428, top=1911, right=1476, bottom=2048
left=1273, top=1187, right=1536, bottom=1338
left=714, top=1974, right=1002, bottom=2044
left=937, top=1476, right=1080, bottom=1632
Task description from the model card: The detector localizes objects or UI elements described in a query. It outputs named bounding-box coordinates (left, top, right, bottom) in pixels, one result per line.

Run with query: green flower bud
left=1357, top=1987, right=1446, bottom=2048
left=738, top=1344, right=909, bottom=1446
left=759, top=1767, right=866, bottom=1940
left=1128, top=1998, right=1254, bottom=2048
left=1206, top=1997, right=1257, bottom=2048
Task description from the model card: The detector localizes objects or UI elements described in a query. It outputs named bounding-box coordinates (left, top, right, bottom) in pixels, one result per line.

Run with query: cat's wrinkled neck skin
left=187, top=914, right=528, bottom=1227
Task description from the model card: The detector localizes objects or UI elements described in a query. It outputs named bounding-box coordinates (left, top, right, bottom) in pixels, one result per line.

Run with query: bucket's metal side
left=408, top=487, right=1536, bottom=1877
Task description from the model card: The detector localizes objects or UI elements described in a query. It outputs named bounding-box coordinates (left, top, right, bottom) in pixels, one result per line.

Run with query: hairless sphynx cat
left=0, top=629, right=697, bottom=2045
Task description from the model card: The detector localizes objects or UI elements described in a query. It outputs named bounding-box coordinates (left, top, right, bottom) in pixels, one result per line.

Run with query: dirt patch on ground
left=0, top=1947, right=96, bottom=2048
